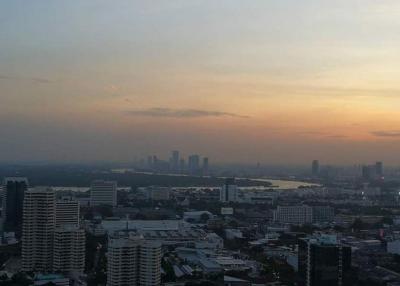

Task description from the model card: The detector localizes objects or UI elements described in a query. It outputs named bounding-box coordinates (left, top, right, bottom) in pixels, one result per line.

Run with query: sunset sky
left=1, top=0, right=400, bottom=164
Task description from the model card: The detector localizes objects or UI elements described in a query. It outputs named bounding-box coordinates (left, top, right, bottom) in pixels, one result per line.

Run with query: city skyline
left=1, top=1, right=400, bottom=164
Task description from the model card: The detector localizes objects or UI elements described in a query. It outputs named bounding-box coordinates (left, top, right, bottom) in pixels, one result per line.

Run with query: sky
left=1, top=0, right=400, bottom=165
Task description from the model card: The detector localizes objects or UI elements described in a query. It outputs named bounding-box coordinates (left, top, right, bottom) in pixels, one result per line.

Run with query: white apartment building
left=107, top=232, right=162, bottom=286
left=90, top=180, right=117, bottom=207
left=273, top=206, right=313, bottom=225
left=22, top=188, right=85, bottom=273
left=139, top=241, right=162, bottom=286
left=56, top=197, right=80, bottom=227
left=53, top=225, right=85, bottom=274
left=273, top=205, right=334, bottom=225
left=22, top=187, right=56, bottom=272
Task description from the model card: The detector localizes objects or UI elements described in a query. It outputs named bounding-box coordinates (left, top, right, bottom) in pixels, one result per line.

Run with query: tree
left=200, top=213, right=210, bottom=223
left=351, top=218, right=368, bottom=230
left=382, top=216, right=393, bottom=225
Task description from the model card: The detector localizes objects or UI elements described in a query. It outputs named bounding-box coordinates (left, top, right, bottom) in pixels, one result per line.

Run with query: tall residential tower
left=107, top=232, right=162, bottom=286
left=2, top=177, right=28, bottom=235
left=22, top=187, right=56, bottom=272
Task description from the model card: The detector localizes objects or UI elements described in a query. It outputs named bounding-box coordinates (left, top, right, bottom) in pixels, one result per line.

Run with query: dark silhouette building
left=312, top=160, right=319, bottom=177
left=3, top=177, right=28, bottom=236
left=375, top=161, right=383, bottom=177
left=188, top=154, right=200, bottom=175
left=362, top=165, right=372, bottom=180
left=202, top=157, right=209, bottom=175
left=298, top=234, right=352, bottom=286
left=171, top=150, right=180, bottom=172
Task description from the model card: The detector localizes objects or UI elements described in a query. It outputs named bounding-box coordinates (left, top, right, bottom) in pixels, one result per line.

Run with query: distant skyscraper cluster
left=144, top=150, right=210, bottom=176
left=362, top=161, right=384, bottom=181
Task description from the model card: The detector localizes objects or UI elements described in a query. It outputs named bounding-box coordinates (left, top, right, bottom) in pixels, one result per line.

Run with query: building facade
left=56, top=197, right=80, bottom=227
left=298, top=234, right=352, bottom=286
left=22, top=187, right=85, bottom=274
left=90, top=180, right=117, bottom=207
left=107, top=232, right=162, bottom=286
left=274, top=205, right=334, bottom=225
left=140, top=186, right=170, bottom=201
left=273, top=206, right=313, bottom=225
left=220, top=178, right=238, bottom=203
left=2, top=177, right=28, bottom=235
left=53, top=225, right=85, bottom=274
left=22, top=187, right=56, bottom=272
left=188, top=155, right=200, bottom=175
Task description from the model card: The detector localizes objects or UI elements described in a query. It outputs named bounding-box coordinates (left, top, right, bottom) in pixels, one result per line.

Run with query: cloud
left=297, top=131, right=348, bottom=139
left=0, top=74, right=53, bottom=84
left=125, top=107, right=249, bottom=118
left=30, top=77, right=53, bottom=83
left=325, top=134, right=348, bottom=139
left=297, top=131, right=326, bottom=135
left=370, top=130, right=400, bottom=137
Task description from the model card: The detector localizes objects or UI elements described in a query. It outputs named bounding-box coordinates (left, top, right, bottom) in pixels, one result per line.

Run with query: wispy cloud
left=325, top=134, right=348, bottom=139
left=370, top=130, right=400, bottom=137
left=297, top=131, right=348, bottom=139
left=125, top=107, right=249, bottom=118
left=0, top=74, right=53, bottom=84
left=297, top=131, right=326, bottom=135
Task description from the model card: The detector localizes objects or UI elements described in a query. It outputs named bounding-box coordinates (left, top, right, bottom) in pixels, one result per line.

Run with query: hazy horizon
left=2, top=1, right=400, bottom=164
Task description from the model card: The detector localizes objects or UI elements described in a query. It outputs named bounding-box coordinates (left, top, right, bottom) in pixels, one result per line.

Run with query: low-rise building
left=183, top=211, right=213, bottom=222
left=273, top=206, right=313, bottom=225
left=138, top=186, right=170, bottom=201
left=273, top=205, right=334, bottom=225
left=225, top=229, right=243, bottom=240
left=33, top=274, right=70, bottom=286
left=387, top=240, right=400, bottom=255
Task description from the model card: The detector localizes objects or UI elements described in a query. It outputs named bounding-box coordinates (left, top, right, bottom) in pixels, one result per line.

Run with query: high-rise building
left=152, top=155, right=158, bottom=168
left=2, top=177, right=28, bottom=235
left=22, top=187, right=56, bottom=272
left=311, top=160, right=319, bottom=177
left=22, top=188, right=85, bottom=274
left=90, top=180, right=117, bottom=207
left=188, top=154, right=200, bottom=175
left=53, top=225, right=85, bottom=274
left=298, top=234, right=352, bottom=286
left=375, top=161, right=383, bottom=177
left=362, top=165, right=372, bottom=180
left=147, top=156, right=153, bottom=168
left=0, top=188, right=4, bottom=233
left=202, top=157, right=209, bottom=175
left=220, top=178, right=238, bottom=203
left=171, top=150, right=180, bottom=172
left=179, top=158, right=185, bottom=173
left=56, top=197, right=80, bottom=227
left=107, top=232, right=162, bottom=286
left=139, top=240, right=162, bottom=286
